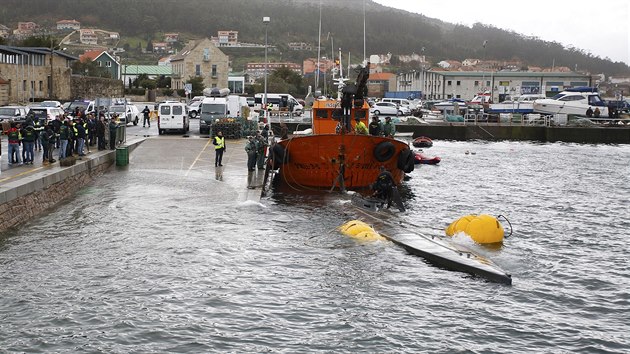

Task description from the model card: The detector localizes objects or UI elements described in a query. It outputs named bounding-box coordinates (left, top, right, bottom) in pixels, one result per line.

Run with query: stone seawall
left=0, top=161, right=111, bottom=232
left=278, top=123, right=630, bottom=144
left=0, top=140, right=143, bottom=233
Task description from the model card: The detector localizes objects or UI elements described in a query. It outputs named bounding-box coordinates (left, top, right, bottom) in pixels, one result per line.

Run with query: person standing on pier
left=96, top=116, right=106, bottom=150
left=245, top=136, right=258, bottom=171
left=58, top=121, right=70, bottom=160
left=142, top=106, right=151, bottom=128
left=109, top=116, right=118, bottom=150
left=6, top=122, right=21, bottom=165
left=383, top=116, right=396, bottom=138
left=255, top=131, right=267, bottom=170
left=213, top=131, right=225, bottom=167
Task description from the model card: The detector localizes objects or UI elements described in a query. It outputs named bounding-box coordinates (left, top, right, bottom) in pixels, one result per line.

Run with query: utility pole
left=50, top=37, right=54, bottom=99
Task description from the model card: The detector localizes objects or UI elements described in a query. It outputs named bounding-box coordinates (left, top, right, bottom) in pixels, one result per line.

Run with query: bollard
left=116, top=146, right=129, bottom=166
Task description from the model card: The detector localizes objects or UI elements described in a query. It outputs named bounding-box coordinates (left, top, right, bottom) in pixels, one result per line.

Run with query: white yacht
left=533, top=87, right=608, bottom=116
left=489, top=94, right=546, bottom=114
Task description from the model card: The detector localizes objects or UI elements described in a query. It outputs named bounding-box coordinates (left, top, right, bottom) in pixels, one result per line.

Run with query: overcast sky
left=373, top=0, right=630, bottom=65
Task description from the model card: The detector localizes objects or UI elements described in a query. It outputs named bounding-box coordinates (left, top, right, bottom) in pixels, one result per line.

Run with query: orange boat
left=269, top=64, right=414, bottom=191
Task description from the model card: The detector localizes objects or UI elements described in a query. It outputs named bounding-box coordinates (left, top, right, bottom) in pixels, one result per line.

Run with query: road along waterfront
left=1, top=137, right=629, bottom=352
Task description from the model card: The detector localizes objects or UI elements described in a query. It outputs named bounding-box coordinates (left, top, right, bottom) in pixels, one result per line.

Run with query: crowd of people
left=2, top=112, right=123, bottom=169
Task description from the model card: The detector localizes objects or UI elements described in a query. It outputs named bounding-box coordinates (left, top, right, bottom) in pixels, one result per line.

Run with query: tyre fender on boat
left=373, top=141, right=396, bottom=162
left=271, top=143, right=289, bottom=169
left=397, top=148, right=415, bottom=173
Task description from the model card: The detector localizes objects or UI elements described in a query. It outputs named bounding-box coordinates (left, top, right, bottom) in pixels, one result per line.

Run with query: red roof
left=368, top=72, right=395, bottom=81
left=79, top=49, right=104, bottom=62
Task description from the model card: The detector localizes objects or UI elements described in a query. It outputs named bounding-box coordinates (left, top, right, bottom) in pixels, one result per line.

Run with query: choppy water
left=1, top=140, right=629, bottom=353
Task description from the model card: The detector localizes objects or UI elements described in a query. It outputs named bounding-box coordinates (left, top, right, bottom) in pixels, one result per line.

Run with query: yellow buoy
left=445, top=215, right=475, bottom=236
left=445, top=214, right=504, bottom=244
left=339, top=220, right=384, bottom=241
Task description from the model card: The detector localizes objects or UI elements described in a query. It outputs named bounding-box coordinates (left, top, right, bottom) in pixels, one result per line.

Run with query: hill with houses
left=1, top=0, right=629, bottom=79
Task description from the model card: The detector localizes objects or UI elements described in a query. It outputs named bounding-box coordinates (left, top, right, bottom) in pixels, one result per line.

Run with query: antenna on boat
left=363, top=0, right=366, bottom=62
left=315, top=0, right=322, bottom=95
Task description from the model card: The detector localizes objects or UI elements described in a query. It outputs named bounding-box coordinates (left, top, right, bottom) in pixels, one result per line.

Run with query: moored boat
left=412, top=136, right=433, bottom=148
left=488, top=94, right=545, bottom=114
left=270, top=63, right=414, bottom=191
left=533, top=87, right=609, bottom=116
left=414, top=151, right=441, bottom=165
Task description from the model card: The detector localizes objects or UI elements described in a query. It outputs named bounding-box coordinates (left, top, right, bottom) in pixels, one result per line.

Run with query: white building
left=396, top=70, right=593, bottom=102
left=56, top=19, right=81, bottom=31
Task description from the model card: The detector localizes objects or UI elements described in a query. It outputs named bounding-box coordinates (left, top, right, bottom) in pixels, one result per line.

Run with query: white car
left=370, top=102, right=402, bottom=116
left=108, top=105, right=140, bottom=125
left=187, top=100, right=202, bottom=118
left=40, top=100, right=63, bottom=108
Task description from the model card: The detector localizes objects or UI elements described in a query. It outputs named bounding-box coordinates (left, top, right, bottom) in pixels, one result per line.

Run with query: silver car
left=0, top=106, right=29, bottom=123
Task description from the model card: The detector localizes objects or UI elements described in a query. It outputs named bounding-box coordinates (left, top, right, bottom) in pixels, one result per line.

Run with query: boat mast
left=316, top=1, right=322, bottom=94
left=363, top=0, right=366, bottom=62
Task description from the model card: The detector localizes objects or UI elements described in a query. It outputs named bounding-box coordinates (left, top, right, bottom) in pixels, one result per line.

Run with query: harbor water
left=1, top=140, right=629, bottom=353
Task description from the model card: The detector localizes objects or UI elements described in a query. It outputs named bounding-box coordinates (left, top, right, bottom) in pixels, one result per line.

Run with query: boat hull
left=275, top=134, right=411, bottom=190
left=533, top=100, right=609, bottom=116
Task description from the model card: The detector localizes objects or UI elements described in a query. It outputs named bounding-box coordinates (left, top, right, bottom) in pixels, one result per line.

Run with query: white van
left=254, top=93, right=303, bottom=116
left=382, top=98, right=411, bottom=108
left=157, top=101, right=189, bottom=135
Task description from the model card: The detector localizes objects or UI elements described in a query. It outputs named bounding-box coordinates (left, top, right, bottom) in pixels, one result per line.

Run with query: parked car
left=108, top=104, right=140, bottom=125
left=0, top=106, right=29, bottom=123
left=65, top=100, right=95, bottom=117
left=246, top=97, right=255, bottom=107
left=187, top=100, right=202, bottom=118
left=369, top=102, right=402, bottom=116
left=40, top=100, right=63, bottom=108
left=25, top=107, right=65, bottom=123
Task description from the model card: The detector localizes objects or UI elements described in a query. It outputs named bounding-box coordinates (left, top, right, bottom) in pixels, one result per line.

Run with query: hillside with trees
left=1, top=0, right=628, bottom=76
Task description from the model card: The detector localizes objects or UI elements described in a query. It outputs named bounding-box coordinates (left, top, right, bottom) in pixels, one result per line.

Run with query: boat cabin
left=311, top=98, right=370, bottom=134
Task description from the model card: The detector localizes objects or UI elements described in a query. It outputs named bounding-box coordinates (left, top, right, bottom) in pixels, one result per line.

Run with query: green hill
left=2, top=0, right=628, bottom=76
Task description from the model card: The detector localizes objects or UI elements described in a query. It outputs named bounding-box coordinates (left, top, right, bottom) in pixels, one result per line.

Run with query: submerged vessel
left=270, top=62, right=414, bottom=191
left=351, top=207, right=512, bottom=285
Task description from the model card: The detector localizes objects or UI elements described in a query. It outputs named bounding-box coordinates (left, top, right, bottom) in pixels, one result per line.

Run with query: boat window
left=588, top=95, right=604, bottom=106
left=551, top=93, right=565, bottom=100
left=315, top=109, right=329, bottom=119
left=331, top=109, right=344, bottom=120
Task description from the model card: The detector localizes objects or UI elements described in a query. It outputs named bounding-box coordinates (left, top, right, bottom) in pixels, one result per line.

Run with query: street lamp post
left=50, top=37, right=54, bottom=99
left=263, top=16, right=270, bottom=123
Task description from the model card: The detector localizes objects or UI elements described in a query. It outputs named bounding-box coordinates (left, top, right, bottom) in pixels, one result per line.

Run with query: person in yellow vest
left=354, top=117, right=368, bottom=135
left=212, top=131, right=225, bottom=167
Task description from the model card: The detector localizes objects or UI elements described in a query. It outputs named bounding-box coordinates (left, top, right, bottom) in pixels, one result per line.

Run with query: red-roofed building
left=367, top=72, right=396, bottom=97
left=57, top=19, right=81, bottom=31
left=79, top=49, right=106, bottom=63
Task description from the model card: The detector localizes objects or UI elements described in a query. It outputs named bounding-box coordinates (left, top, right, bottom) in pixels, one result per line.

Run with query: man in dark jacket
left=96, top=116, right=106, bottom=150
left=142, top=106, right=151, bottom=127
left=109, top=117, right=118, bottom=150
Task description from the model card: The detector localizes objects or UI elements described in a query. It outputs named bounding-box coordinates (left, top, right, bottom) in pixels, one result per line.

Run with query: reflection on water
left=1, top=141, right=629, bottom=353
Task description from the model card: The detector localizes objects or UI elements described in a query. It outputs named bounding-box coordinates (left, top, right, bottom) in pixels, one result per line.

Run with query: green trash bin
left=116, top=146, right=129, bottom=166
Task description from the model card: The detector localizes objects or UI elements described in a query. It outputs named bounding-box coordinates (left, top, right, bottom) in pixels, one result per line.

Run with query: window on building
left=447, top=80, right=452, bottom=86
left=106, top=61, right=112, bottom=67
left=486, top=80, right=490, bottom=87
left=447, top=94, right=452, bottom=99
left=211, top=65, right=217, bottom=78
left=474, top=81, right=479, bottom=86
left=23, top=80, right=26, bottom=91
left=39, top=81, right=43, bottom=92
left=195, top=64, right=201, bottom=76
left=456, top=81, right=461, bottom=86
